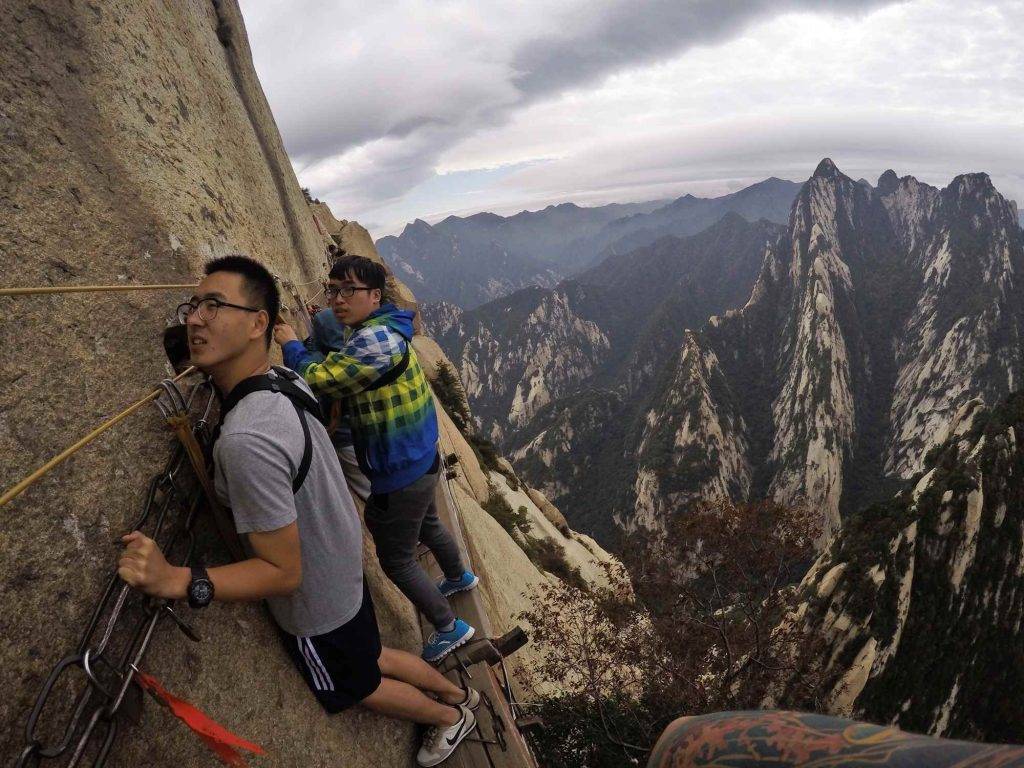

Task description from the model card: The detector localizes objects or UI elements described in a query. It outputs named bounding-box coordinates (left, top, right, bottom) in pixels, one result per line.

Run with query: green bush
left=468, top=433, right=501, bottom=473
left=482, top=488, right=530, bottom=537
left=521, top=535, right=588, bottom=592
left=432, top=361, right=473, bottom=433
left=467, top=432, right=520, bottom=489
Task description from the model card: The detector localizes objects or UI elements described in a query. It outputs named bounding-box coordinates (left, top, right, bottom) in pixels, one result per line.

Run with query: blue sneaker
left=437, top=570, right=480, bottom=598
left=422, top=619, right=475, bottom=662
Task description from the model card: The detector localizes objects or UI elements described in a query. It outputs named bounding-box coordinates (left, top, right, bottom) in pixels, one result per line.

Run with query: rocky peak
left=947, top=171, right=995, bottom=198
left=876, top=172, right=939, bottom=251
left=812, top=156, right=841, bottom=180
left=876, top=168, right=900, bottom=194
left=463, top=211, right=505, bottom=225
left=403, top=218, right=434, bottom=236
left=631, top=329, right=751, bottom=532
left=940, top=172, right=1018, bottom=229
left=632, top=160, right=1022, bottom=541
left=795, top=157, right=870, bottom=247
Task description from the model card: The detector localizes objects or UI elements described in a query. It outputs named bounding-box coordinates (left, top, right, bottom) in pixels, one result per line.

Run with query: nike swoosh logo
left=446, top=720, right=468, bottom=746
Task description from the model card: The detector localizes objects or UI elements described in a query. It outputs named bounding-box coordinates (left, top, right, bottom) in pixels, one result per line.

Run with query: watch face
left=191, top=580, right=214, bottom=605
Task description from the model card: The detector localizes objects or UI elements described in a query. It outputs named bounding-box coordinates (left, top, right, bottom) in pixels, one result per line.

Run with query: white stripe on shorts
left=298, top=637, right=329, bottom=691
left=305, top=638, right=335, bottom=692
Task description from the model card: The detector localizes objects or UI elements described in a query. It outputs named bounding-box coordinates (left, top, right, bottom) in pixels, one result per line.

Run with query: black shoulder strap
left=363, top=327, right=413, bottom=392
left=215, top=368, right=325, bottom=493
left=290, top=399, right=313, bottom=494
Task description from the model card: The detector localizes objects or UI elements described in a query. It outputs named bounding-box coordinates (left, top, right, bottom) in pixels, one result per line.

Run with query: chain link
left=15, top=379, right=216, bottom=767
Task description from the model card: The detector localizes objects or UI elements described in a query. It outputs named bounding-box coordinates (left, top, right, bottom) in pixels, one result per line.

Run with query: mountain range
left=426, top=159, right=1024, bottom=546
left=378, top=177, right=800, bottom=308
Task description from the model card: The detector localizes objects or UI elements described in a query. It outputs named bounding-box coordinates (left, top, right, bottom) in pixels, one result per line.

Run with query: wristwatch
left=187, top=565, right=215, bottom=609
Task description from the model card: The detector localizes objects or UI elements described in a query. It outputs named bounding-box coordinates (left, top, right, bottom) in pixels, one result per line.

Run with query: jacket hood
left=364, top=303, right=416, bottom=339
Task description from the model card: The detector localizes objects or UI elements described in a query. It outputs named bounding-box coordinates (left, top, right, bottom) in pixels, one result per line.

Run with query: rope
left=0, top=366, right=197, bottom=508
left=0, top=283, right=195, bottom=297
left=273, top=273, right=322, bottom=288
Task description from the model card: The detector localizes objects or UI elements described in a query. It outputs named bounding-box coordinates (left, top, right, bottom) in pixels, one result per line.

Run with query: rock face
left=0, top=3, right=412, bottom=765
left=778, top=393, right=1024, bottom=743
left=430, top=214, right=780, bottom=540
left=310, top=201, right=379, bottom=262
left=419, top=340, right=619, bottom=696
left=627, top=330, right=752, bottom=532
left=646, top=160, right=1024, bottom=539
left=0, top=3, right=609, bottom=765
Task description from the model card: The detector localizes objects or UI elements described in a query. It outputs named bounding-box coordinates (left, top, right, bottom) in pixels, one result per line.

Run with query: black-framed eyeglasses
left=325, top=285, right=374, bottom=300
left=176, top=298, right=262, bottom=325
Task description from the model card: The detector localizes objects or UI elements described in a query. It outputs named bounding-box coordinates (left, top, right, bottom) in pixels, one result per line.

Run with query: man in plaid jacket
left=275, top=255, right=479, bottom=662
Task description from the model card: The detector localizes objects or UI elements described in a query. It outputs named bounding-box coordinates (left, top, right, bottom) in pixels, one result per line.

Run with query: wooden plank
left=417, top=548, right=496, bottom=768
left=411, top=472, right=537, bottom=768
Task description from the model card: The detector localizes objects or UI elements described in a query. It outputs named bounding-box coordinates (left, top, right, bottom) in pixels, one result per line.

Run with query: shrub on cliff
left=432, top=361, right=473, bottom=433
left=519, top=498, right=824, bottom=767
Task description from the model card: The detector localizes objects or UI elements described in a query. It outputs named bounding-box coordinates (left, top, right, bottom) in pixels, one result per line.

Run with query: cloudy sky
left=240, top=0, right=1023, bottom=237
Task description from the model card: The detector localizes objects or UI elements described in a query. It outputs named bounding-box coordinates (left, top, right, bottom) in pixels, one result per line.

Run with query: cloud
left=499, top=113, right=1024, bottom=202
left=509, top=0, right=896, bottom=97
left=239, top=0, right=1023, bottom=235
left=243, top=0, right=899, bottom=213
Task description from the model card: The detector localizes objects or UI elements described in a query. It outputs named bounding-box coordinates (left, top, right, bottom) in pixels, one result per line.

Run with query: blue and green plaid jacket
left=282, top=304, right=438, bottom=493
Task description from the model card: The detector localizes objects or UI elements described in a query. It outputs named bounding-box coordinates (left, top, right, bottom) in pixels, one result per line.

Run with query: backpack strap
left=290, top=400, right=313, bottom=494
left=362, top=327, right=413, bottom=392
left=215, top=367, right=325, bottom=493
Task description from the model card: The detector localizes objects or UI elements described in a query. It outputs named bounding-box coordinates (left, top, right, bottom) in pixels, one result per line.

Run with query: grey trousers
left=364, top=465, right=465, bottom=630
left=336, top=443, right=371, bottom=502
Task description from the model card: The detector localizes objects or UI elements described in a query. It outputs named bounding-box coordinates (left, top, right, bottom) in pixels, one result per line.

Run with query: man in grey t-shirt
left=117, top=255, right=478, bottom=767
left=214, top=370, right=363, bottom=637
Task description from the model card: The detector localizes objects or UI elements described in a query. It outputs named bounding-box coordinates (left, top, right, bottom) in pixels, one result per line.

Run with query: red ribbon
left=134, top=670, right=266, bottom=767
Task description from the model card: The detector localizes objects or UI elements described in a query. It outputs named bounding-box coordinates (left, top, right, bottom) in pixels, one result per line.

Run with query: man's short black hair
left=329, top=254, right=387, bottom=294
left=204, top=254, right=279, bottom=348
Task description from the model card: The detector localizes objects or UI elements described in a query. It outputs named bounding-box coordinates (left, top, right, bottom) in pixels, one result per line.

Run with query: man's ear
left=372, top=288, right=383, bottom=306
left=251, top=309, right=270, bottom=341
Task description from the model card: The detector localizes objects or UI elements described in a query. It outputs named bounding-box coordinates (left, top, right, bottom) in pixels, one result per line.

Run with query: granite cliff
left=773, top=392, right=1024, bottom=743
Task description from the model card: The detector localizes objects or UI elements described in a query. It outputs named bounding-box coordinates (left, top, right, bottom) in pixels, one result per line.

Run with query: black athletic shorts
left=277, top=580, right=383, bottom=713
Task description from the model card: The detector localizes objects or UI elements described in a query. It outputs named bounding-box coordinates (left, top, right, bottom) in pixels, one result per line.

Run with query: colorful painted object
left=648, top=710, right=1024, bottom=768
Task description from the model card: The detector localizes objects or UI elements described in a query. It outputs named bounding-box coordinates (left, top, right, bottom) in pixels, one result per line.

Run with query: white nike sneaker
left=416, top=705, right=477, bottom=767
left=459, top=684, right=481, bottom=710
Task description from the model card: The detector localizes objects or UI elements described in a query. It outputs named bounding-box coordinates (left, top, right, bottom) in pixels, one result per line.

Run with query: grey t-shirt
left=213, top=370, right=364, bottom=637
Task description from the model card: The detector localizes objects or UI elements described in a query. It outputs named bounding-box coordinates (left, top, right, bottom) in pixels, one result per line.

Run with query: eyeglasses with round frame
left=176, top=298, right=262, bottom=325
left=324, top=285, right=375, bottom=300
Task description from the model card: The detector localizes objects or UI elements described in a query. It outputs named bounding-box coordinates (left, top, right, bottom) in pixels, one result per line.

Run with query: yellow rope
left=0, top=366, right=197, bottom=508
left=0, top=283, right=196, bottom=297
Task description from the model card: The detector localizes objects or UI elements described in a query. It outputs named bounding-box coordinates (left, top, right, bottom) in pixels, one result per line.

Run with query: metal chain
left=15, top=379, right=216, bottom=768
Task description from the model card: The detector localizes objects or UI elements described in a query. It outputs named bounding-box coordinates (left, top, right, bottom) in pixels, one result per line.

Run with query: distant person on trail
left=117, top=255, right=478, bottom=767
left=273, top=255, right=480, bottom=664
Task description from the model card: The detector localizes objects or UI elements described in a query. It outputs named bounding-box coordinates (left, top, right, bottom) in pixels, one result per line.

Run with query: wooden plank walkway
left=412, top=464, right=538, bottom=768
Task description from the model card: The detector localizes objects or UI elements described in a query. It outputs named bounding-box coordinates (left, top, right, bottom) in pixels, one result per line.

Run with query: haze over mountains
left=377, top=177, right=800, bottom=308
left=424, top=160, right=1024, bottom=547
